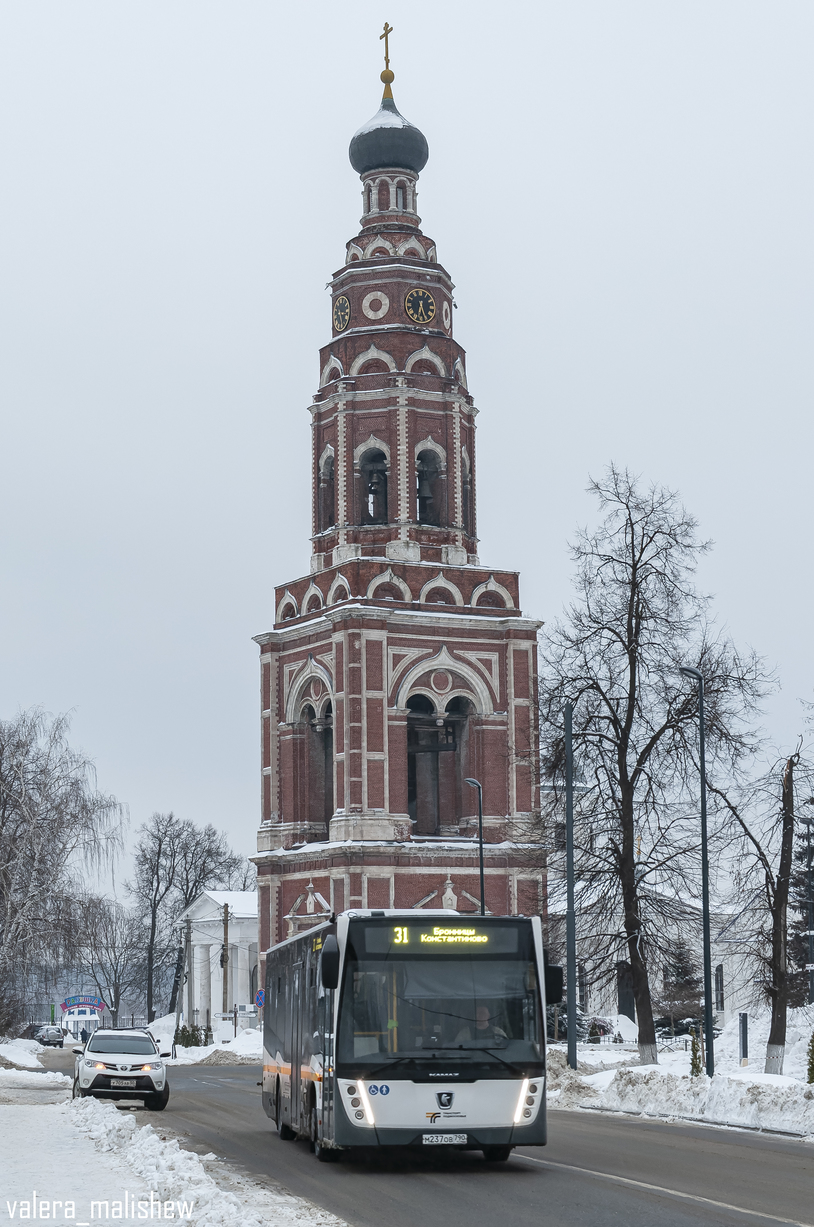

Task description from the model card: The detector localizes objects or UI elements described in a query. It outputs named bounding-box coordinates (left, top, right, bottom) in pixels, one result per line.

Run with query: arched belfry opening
left=358, top=449, right=388, bottom=524
left=319, top=453, right=335, bottom=531
left=406, top=693, right=474, bottom=835
left=416, top=449, right=444, bottom=525
left=300, top=700, right=334, bottom=836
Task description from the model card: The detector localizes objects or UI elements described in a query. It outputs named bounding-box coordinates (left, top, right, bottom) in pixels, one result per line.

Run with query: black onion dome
left=349, top=96, right=429, bottom=176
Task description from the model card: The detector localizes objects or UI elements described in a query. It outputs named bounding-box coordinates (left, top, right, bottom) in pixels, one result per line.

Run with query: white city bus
left=261, top=909, right=563, bottom=1162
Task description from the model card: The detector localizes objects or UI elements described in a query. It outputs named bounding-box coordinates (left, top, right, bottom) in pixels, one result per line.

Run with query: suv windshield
left=336, top=920, right=543, bottom=1072
left=86, top=1035, right=157, bottom=1055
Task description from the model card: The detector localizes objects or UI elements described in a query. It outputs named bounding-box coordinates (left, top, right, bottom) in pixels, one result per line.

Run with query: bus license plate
left=110, top=1079, right=136, bottom=1088
left=423, top=1133, right=467, bottom=1145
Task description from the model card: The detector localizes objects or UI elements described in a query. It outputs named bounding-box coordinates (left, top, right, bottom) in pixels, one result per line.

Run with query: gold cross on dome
left=380, top=22, right=393, bottom=70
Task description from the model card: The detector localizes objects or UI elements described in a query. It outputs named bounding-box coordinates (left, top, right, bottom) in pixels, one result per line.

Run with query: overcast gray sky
left=1, top=1, right=811, bottom=861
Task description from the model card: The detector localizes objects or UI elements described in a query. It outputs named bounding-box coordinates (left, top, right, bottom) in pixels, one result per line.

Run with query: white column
left=195, top=945, right=211, bottom=1025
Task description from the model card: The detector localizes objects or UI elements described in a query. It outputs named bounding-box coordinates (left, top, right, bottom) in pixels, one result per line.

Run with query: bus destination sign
left=360, top=920, right=521, bottom=955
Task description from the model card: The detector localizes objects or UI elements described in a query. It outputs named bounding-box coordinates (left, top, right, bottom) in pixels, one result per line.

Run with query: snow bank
left=0, top=1067, right=71, bottom=1088
left=0, top=1038, right=43, bottom=1069
left=596, top=1066, right=814, bottom=1135
left=67, top=1098, right=347, bottom=1227
left=547, top=1006, right=814, bottom=1137
left=169, top=1028, right=262, bottom=1066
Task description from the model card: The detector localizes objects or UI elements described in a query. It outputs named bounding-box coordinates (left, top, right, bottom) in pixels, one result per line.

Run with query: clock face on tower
left=405, top=287, right=436, bottom=324
left=333, top=295, right=351, bottom=332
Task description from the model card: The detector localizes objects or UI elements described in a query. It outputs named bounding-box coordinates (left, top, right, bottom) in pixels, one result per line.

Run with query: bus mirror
left=321, top=935, right=340, bottom=990
left=545, top=964, right=564, bottom=1005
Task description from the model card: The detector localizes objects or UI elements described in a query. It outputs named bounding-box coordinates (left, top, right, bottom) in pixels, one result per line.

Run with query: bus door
left=290, top=963, right=303, bottom=1130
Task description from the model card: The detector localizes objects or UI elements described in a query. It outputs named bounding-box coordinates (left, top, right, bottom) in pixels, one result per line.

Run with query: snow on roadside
left=0, top=1067, right=71, bottom=1087
left=167, top=1028, right=262, bottom=1066
left=0, top=1038, right=44, bottom=1069
left=67, top=1098, right=347, bottom=1227
left=547, top=1006, right=814, bottom=1137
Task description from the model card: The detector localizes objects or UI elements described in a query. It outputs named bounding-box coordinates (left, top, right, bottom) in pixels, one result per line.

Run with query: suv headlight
left=140, top=1062, right=162, bottom=1071
left=85, top=1059, right=104, bottom=1069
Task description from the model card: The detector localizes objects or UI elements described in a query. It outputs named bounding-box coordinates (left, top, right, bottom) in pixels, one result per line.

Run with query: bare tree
left=539, top=466, right=769, bottom=1064
left=709, top=748, right=813, bottom=1073
left=0, top=710, right=122, bottom=1028
left=165, top=823, right=244, bottom=1015
left=128, top=812, right=183, bottom=1022
left=128, top=813, right=251, bottom=1020
left=73, top=896, right=144, bottom=1026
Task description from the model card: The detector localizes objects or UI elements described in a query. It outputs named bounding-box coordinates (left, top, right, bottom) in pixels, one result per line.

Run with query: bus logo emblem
left=436, top=1093, right=454, bottom=1109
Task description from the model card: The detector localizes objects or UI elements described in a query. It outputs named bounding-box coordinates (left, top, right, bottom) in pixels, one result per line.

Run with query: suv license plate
left=110, top=1079, right=136, bottom=1088
left=423, top=1133, right=467, bottom=1145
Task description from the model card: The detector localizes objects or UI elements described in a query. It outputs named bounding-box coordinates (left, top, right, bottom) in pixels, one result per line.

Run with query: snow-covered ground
left=547, top=1005, right=814, bottom=1138
left=0, top=1095, right=346, bottom=1227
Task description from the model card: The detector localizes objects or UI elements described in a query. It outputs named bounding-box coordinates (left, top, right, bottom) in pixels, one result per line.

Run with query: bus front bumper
left=334, top=1098, right=547, bottom=1149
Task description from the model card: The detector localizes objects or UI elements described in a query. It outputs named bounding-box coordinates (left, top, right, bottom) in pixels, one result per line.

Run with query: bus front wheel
left=482, top=1146, right=512, bottom=1163
left=311, top=1106, right=338, bottom=1162
left=276, top=1085, right=295, bottom=1141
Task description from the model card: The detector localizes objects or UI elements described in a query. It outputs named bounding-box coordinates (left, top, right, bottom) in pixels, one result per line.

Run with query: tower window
left=359, top=449, right=388, bottom=525
left=396, top=184, right=404, bottom=210
left=377, top=181, right=390, bottom=211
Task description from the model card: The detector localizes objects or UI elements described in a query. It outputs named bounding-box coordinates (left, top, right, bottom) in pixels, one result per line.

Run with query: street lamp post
left=564, top=703, right=577, bottom=1071
left=802, top=813, right=814, bottom=1006
left=464, top=778, right=486, bottom=916
left=680, top=665, right=715, bottom=1077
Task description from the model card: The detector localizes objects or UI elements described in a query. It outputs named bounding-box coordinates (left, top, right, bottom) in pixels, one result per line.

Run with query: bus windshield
left=336, top=920, right=543, bottom=1071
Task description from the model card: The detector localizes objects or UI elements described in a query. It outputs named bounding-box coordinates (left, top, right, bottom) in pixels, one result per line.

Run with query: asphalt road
left=43, top=1050, right=814, bottom=1227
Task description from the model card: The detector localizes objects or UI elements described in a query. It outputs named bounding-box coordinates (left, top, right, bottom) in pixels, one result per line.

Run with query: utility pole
left=680, top=666, right=715, bottom=1077
left=221, top=903, right=229, bottom=1018
left=184, top=918, right=193, bottom=1028
left=564, top=702, right=577, bottom=1071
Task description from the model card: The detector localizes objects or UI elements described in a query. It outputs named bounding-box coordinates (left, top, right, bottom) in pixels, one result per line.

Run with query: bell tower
left=254, top=40, right=545, bottom=952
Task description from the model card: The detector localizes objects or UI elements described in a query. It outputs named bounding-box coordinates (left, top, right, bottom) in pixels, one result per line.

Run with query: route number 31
left=393, top=926, right=409, bottom=944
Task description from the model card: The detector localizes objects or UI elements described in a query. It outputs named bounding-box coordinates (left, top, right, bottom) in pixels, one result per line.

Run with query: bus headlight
left=513, top=1079, right=530, bottom=1124
left=357, top=1083, right=375, bottom=1125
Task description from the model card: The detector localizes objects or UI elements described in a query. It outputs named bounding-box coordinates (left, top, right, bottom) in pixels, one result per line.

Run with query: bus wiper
left=464, top=1047, right=524, bottom=1074
left=363, top=1055, right=420, bottom=1079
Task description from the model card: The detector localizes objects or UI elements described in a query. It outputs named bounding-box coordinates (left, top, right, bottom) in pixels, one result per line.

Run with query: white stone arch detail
left=320, top=353, right=344, bottom=387
left=419, top=572, right=464, bottom=607
left=327, top=572, right=352, bottom=605
left=276, top=589, right=299, bottom=622
left=405, top=344, right=447, bottom=377
left=366, top=567, right=412, bottom=602
left=453, top=358, right=467, bottom=389
left=363, top=234, right=396, bottom=259
left=353, top=433, right=391, bottom=467
left=302, top=582, right=324, bottom=614
left=285, top=655, right=335, bottom=724
left=318, top=443, right=335, bottom=477
left=414, top=435, right=447, bottom=469
left=346, top=241, right=364, bottom=263
left=461, top=444, right=471, bottom=476
left=396, top=237, right=425, bottom=259
left=396, top=646, right=494, bottom=714
left=471, top=574, right=515, bottom=609
left=349, top=344, right=397, bottom=377
left=426, top=245, right=438, bottom=263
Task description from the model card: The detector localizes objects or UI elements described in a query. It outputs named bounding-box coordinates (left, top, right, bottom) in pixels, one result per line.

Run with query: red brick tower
left=254, top=55, right=544, bottom=953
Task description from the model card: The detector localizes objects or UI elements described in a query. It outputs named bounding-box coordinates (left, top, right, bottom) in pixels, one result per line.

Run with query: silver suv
left=73, top=1028, right=170, bottom=1110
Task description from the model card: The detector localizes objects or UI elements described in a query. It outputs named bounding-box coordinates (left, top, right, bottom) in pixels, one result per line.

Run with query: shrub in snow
left=690, top=1029, right=702, bottom=1077
left=808, top=1030, right=814, bottom=1085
